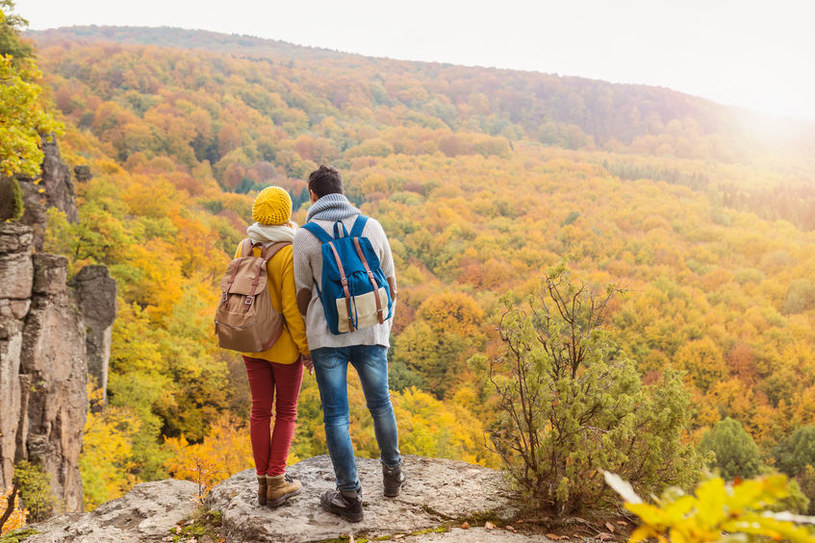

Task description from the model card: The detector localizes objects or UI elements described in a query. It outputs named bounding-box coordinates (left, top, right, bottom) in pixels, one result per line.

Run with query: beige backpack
left=214, top=239, right=289, bottom=352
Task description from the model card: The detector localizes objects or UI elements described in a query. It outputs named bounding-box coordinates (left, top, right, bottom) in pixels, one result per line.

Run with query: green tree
left=699, top=417, right=763, bottom=480
left=774, top=426, right=815, bottom=477
left=483, top=264, right=701, bottom=514
left=0, top=6, right=60, bottom=179
left=0, top=1, right=33, bottom=61
left=794, top=465, right=815, bottom=515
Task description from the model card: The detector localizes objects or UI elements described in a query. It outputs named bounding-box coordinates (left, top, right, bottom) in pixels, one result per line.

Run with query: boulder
left=24, top=480, right=199, bottom=543
left=23, top=456, right=564, bottom=542
left=74, top=165, right=92, bottom=183
left=207, top=455, right=521, bottom=542
left=32, top=254, right=68, bottom=295
left=0, top=217, right=33, bottom=252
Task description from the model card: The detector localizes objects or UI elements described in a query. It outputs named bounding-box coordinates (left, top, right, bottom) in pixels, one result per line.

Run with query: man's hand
left=300, top=354, right=314, bottom=375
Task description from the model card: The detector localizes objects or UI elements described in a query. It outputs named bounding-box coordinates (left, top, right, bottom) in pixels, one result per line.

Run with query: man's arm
left=293, top=230, right=314, bottom=318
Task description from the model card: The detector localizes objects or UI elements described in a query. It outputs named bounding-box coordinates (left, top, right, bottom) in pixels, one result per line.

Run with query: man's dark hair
left=308, top=165, right=343, bottom=198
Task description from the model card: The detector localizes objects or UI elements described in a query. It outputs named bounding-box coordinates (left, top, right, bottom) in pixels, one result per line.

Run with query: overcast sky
left=14, top=0, right=815, bottom=120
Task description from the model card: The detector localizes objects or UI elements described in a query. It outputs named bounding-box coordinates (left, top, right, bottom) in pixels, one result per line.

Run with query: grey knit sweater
left=293, top=214, right=396, bottom=350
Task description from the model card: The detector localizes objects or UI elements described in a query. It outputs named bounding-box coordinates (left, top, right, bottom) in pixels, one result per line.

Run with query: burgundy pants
left=242, top=356, right=304, bottom=476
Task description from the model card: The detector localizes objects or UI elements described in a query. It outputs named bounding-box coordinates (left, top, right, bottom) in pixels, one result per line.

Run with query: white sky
left=14, top=0, right=815, bottom=121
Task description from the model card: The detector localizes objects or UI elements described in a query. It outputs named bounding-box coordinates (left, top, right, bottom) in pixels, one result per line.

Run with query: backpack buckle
left=244, top=295, right=254, bottom=305
left=222, top=292, right=228, bottom=303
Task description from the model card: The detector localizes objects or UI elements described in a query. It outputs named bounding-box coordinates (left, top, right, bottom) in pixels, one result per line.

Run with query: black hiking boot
left=320, top=488, right=364, bottom=523
left=382, top=463, right=405, bottom=497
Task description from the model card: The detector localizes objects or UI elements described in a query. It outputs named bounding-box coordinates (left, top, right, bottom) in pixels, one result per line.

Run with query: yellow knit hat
left=252, top=186, right=292, bottom=225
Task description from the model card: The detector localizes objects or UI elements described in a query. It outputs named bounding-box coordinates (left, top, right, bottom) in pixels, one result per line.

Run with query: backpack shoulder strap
left=349, top=215, right=368, bottom=238
left=240, top=238, right=253, bottom=257
left=261, top=241, right=291, bottom=261
left=302, top=222, right=334, bottom=243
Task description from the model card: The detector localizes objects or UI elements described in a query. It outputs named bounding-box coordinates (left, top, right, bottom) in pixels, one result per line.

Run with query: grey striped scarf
left=305, top=193, right=360, bottom=223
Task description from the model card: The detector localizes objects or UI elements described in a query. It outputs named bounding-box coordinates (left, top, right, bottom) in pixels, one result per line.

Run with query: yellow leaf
left=695, top=478, right=728, bottom=528
left=663, top=495, right=697, bottom=523
left=627, top=502, right=669, bottom=527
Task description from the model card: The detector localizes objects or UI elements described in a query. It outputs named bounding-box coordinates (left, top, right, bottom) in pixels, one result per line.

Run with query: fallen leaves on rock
left=460, top=521, right=470, bottom=529
left=484, top=521, right=497, bottom=530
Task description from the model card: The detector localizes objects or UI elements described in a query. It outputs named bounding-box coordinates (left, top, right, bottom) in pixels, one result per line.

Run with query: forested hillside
left=18, top=26, right=815, bottom=513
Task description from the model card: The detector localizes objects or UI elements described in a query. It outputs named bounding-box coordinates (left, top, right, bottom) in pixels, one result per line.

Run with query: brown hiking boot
left=320, top=488, right=364, bottom=523
left=266, top=473, right=302, bottom=507
left=257, top=475, right=268, bottom=505
left=383, top=463, right=405, bottom=497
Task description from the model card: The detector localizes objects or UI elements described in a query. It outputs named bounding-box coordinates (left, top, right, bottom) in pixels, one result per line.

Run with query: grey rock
left=19, top=289, right=88, bottom=512
left=0, top=331, right=22, bottom=489
left=26, top=479, right=200, bottom=543
left=402, top=527, right=552, bottom=542
left=0, top=222, right=34, bottom=253
left=207, top=454, right=520, bottom=543
left=40, top=138, right=79, bottom=223
left=32, top=254, right=69, bottom=295
left=0, top=138, right=107, bottom=517
left=70, top=265, right=117, bottom=401
left=18, top=137, right=78, bottom=250
left=0, top=252, right=34, bottom=300
left=70, top=266, right=118, bottom=328
left=74, top=165, right=92, bottom=183
left=0, top=299, right=32, bottom=319
left=0, top=316, right=23, bottom=339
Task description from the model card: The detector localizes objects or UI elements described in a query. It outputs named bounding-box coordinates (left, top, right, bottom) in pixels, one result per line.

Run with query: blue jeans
left=311, top=345, right=402, bottom=492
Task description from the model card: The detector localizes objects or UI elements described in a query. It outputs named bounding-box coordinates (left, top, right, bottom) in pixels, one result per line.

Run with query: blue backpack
left=302, top=215, right=393, bottom=335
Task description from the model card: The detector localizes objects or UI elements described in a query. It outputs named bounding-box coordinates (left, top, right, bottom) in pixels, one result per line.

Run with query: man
left=293, top=165, right=404, bottom=523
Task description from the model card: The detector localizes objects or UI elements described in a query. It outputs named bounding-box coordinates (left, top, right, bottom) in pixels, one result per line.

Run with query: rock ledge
left=23, top=456, right=556, bottom=542
left=207, top=454, right=522, bottom=542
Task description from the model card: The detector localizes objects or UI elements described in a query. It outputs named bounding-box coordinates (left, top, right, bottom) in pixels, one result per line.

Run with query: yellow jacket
left=235, top=242, right=309, bottom=363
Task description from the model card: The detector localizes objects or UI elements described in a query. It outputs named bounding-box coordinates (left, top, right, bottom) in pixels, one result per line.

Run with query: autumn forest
left=4, top=16, right=815, bottom=527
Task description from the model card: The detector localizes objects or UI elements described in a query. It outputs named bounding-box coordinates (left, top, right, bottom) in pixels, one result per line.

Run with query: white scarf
left=246, top=221, right=297, bottom=246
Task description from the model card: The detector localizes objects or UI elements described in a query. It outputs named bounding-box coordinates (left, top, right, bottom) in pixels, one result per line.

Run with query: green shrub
left=13, top=460, right=56, bottom=522
left=0, top=177, right=24, bottom=221
left=484, top=264, right=702, bottom=514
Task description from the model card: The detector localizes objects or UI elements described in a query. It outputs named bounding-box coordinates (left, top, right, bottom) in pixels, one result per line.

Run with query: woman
left=238, top=186, right=311, bottom=507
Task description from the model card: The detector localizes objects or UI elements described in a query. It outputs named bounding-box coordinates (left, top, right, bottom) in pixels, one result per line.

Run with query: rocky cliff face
left=0, top=140, right=115, bottom=514
left=17, top=138, right=79, bottom=251
left=70, top=266, right=117, bottom=403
